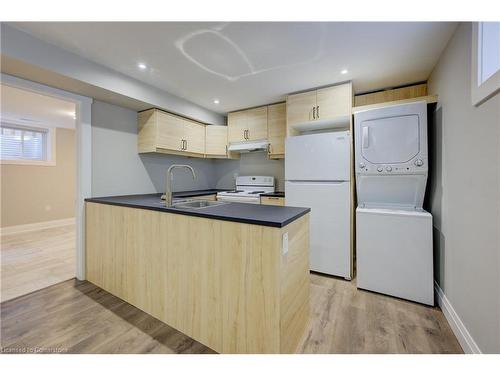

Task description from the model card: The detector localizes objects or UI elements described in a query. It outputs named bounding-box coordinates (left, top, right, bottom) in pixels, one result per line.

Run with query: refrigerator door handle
left=362, top=126, right=369, bottom=149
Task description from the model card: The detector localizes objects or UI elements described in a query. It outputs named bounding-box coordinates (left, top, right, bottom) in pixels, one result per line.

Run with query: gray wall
left=214, top=152, right=285, bottom=191
left=427, top=22, right=500, bottom=353
left=91, top=100, right=216, bottom=196
left=92, top=100, right=285, bottom=196
left=1, top=23, right=224, bottom=124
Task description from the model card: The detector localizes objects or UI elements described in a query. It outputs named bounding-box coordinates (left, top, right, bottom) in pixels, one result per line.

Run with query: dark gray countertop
left=85, top=193, right=309, bottom=228
left=172, top=189, right=229, bottom=198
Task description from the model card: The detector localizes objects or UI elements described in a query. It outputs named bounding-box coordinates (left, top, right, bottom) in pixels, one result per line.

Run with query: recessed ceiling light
left=341, top=69, right=348, bottom=75
left=138, top=63, right=147, bottom=70
left=213, top=99, right=220, bottom=104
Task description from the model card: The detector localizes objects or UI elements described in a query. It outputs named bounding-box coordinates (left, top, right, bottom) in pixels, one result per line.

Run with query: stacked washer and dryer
left=354, top=101, right=434, bottom=306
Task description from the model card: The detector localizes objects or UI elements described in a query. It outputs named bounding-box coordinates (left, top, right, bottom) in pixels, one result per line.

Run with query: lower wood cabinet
left=261, top=196, right=285, bottom=206
left=86, top=203, right=310, bottom=354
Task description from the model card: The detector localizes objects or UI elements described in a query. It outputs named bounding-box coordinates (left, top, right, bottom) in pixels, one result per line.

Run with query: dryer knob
left=359, top=162, right=365, bottom=169
left=377, top=166, right=383, bottom=172
left=415, top=159, right=424, bottom=167
left=386, top=166, right=392, bottom=172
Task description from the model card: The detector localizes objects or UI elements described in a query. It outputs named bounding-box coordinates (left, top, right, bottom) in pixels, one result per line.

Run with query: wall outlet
left=282, top=232, right=289, bottom=255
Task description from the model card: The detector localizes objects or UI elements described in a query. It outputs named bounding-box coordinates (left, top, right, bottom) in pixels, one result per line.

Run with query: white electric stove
left=217, top=176, right=275, bottom=204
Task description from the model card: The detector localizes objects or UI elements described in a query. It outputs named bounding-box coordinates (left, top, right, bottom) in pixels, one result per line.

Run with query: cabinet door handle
left=180, top=139, right=184, bottom=150
left=247, top=129, right=250, bottom=140
left=317, top=106, right=320, bottom=119
left=312, top=106, right=316, bottom=120
left=243, top=130, right=246, bottom=140
left=184, top=139, right=187, bottom=150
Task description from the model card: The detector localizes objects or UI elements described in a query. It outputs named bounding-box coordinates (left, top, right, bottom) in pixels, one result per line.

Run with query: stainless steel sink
left=172, top=200, right=227, bottom=209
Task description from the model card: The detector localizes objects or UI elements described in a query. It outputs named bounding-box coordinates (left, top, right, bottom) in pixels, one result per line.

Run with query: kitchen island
left=85, top=193, right=310, bottom=354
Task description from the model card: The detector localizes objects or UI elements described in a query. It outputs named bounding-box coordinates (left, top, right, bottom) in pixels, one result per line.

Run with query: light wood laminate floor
left=1, top=224, right=76, bottom=303
left=0, top=273, right=462, bottom=354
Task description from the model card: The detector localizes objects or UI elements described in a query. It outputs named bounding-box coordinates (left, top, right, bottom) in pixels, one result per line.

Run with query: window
left=472, top=22, right=500, bottom=105
left=0, top=123, right=55, bottom=165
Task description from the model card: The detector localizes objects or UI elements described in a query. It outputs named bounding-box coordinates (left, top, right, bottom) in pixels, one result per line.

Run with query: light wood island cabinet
left=85, top=202, right=310, bottom=354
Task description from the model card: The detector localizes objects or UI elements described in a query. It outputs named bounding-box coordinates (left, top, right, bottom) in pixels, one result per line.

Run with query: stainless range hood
left=227, top=140, right=269, bottom=153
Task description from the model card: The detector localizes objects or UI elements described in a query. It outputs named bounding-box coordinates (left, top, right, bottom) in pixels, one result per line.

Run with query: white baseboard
left=1, top=218, right=76, bottom=236
left=434, top=281, right=482, bottom=354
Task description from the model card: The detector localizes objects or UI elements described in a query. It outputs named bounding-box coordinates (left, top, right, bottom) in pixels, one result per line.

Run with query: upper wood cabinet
left=246, top=107, right=268, bottom=141
left=205, top=125, right=229, bottom=157
left=286, top=82, right=352, bottom=135
left=138, top=109, right=205, bottom=157
left=227, top=110, right=247, bottom=143
left=286, top=90, right=316, bottom=128
left=316, top=84, right=352, bottom=121
left=183, top=120, right=205, bottom=155
left=267, top=103, right=286, bottom=159
left=228, top=106, right=268, bottom=143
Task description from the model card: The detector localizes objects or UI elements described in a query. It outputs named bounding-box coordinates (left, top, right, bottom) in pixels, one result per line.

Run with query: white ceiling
left=10, top=22, right=457, bottom=114
left=1, top=84, right=76, bottom=129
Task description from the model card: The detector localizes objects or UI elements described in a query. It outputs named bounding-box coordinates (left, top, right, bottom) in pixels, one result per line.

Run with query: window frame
left=471, top=22, right=500, bottom=106
left=0, top=122, right=56, bottom=166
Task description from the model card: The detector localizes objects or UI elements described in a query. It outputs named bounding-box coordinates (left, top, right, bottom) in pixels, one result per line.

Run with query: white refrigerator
left=285, top=131, right=351, bottom=279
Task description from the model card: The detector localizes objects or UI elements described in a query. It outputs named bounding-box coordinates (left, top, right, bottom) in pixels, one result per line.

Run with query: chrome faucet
left=165, top=164, right=196, bottom=207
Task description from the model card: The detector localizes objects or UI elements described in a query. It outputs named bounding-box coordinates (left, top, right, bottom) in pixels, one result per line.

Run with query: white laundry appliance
left=217, top=176, right=275, bottom=204
left=285, top=131, right=352, bottom=279
left=354, top=101, right=434, bottom=305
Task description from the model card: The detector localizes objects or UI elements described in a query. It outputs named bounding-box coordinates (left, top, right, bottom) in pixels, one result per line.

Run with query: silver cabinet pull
left=312, top=106, right=316, bottom=120
left=180, top=139, right=184, bottom=150
left=317, top=106, right=320, bottom=119
left=184, top=140, right=187, bottom=150
left=247, top=129, right=250, bottom=140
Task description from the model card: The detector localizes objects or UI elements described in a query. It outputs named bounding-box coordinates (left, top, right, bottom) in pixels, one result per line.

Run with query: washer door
left=360, top=114, right=420, bottom=164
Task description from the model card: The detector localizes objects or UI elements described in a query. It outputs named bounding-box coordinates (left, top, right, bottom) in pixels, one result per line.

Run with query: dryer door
left=360, top=114, right=420, bottom=164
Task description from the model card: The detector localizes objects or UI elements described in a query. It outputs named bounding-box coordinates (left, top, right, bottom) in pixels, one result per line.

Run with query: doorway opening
left=1, top=83, right=77, bottom=302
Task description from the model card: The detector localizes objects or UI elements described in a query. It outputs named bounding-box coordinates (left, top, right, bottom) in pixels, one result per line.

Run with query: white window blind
left=0, top=124, right=48, bottom=161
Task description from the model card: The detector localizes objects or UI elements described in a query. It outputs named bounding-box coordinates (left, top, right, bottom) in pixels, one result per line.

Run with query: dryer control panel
left=356, top=157, right=428, bottom=175
left=354, top=101, right=429, bottom=209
